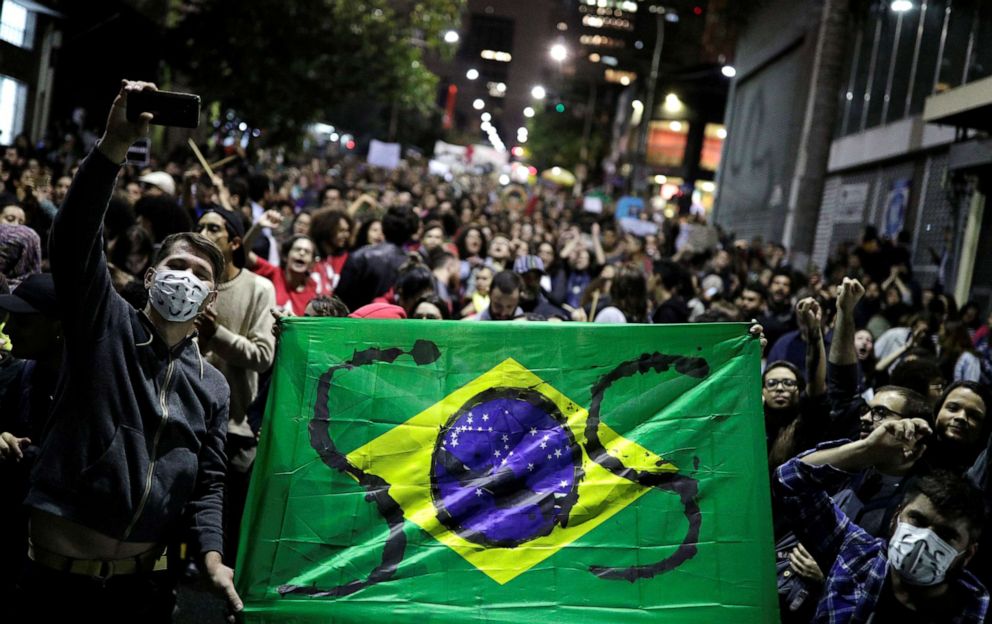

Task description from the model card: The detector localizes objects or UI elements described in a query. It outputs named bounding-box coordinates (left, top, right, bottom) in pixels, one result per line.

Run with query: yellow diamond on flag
left=345, top=358, right=677, bottom=585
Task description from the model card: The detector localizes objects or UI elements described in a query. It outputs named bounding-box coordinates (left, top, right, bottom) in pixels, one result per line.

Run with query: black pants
left=14, top=559, right=177, bottom=623
left=224, top=432, right=257, bottom=567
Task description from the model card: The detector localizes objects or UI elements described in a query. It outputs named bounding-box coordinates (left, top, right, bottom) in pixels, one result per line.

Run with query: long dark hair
left=310, top=208, right=352, bottom=256
left=609, top=265, right=648, bottom=323
left=110, top=225, right=155, bottom=277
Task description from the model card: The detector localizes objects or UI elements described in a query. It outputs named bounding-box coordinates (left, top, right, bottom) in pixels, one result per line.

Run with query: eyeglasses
left=764, top=378, right=798, bottom=390
left=865, top=404, right=906, bottom=422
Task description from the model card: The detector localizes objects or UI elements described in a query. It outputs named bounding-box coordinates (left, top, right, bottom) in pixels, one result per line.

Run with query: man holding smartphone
left=15, top=81, right=242, bottom=621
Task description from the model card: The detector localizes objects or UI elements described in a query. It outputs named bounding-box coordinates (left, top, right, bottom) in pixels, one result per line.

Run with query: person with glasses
left=776, top=277, right=934, bottom=621
left=775, top=418, right=988, bottom=623
left=764, top=298, right=828, bottom=472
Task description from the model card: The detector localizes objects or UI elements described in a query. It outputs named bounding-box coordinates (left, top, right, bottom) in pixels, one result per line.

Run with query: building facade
left=715, top=0, right=991, bottom=308
left=0, top=0, right=62, bottom=145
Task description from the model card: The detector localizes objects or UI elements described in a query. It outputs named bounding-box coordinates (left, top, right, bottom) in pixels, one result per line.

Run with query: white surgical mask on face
left=887, top=521, right=961, bottom=586
left=148, top=269, right=211, bottom=322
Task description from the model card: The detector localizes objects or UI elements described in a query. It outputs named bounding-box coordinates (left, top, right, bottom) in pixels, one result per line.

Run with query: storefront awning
left=923, top=75, right=992, bottom=133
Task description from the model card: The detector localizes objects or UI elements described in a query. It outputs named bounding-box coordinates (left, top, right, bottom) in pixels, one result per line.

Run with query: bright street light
left=550, top=44, right=568, bottom=62
left=523, top=106, right=535, bottom=118
left=481, top=112, right=492, bottom=121
left=473, top=98, right=485, bottom=110
left=531, top=85, right=546, bottom=100
left=890, top=0, right=913, bottom=11
left=444, top=30, right=460, bottom=44
left=663, top=93, right=684, bottom=113
left=721, top=65, right=737, bottom=78
left=466, top=68, right=479, bottom=80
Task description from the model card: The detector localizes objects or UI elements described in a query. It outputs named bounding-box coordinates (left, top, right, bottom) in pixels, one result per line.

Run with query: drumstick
left=208, top=154, right=238, bottom=169
left=187, top=138, right=216, bottom=179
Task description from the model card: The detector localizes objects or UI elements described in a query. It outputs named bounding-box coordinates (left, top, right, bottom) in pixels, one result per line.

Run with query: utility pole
left=632, top=8, right=667, bottom=200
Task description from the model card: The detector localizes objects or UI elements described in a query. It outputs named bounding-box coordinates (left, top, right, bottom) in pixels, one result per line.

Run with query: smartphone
left=126, top=90, right=201, bottom=128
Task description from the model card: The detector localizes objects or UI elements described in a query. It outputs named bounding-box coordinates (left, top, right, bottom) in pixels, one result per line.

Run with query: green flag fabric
left=236, top=319, right=777, bottom=622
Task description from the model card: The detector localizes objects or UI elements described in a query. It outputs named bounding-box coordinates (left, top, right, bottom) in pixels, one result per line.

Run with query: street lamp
left=890, top=0, right=913, bottom=11
left=550, top=43, right=568, bottom=62
left=466, top=68, right=479, bottom=80
left=721, top=65, right=737, bottom=78
left=523, top=106, right=535, bottom=118
left=481, top=112, right=491, bottom=122
left=663, top=93, right=684, bottom=114
left=473, top=98, right=485, bottom=110
left=531, top=85, right=546, bottom=99
left=444, top=30, right=460, bottom=44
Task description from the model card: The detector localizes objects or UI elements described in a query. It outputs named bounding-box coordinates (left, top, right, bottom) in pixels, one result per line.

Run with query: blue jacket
left=26, top=149, right=229, bottom=556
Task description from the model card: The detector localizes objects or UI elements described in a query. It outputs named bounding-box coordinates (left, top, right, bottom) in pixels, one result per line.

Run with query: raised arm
left=590, top=222, right=606, bottom=266
left=874, top=326, right=924, bottom=373
left=829, top=277, right=864, bottom=366
left=347, top=193, right=378, bottom=218
left=797, top=297, right=826, bottom=397
left=50, top=81, right=154, bottom=340
left=801, top=417, right=931, bottom=474
left=242, top=209, right=283, bottom=269
left=825, top=278, right=866, bottom=435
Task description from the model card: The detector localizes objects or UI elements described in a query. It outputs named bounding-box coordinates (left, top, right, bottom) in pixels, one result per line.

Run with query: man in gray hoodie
left=16, top=81, right=242, bottom=621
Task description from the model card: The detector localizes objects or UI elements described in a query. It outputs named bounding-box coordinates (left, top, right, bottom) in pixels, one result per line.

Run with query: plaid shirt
left=774, top=452, right=989, bottom=624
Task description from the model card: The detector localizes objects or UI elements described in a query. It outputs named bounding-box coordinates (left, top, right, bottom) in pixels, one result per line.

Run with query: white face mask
left=887, top=521, right=961, bottom=586
left=148, top=269, right=211, bottom=323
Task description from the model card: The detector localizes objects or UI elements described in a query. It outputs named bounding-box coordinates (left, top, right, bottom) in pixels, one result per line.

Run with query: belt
left=28, top=542, right=169, bottom=580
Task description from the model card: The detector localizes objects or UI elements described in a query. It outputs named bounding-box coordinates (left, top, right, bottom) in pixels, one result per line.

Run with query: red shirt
left=312, top=252, right=349, bottom=296
left=253, top=257, right=318, bottom=316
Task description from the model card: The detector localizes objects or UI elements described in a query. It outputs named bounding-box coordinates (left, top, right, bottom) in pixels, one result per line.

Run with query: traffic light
left=555, top=103, right=565, bottom=113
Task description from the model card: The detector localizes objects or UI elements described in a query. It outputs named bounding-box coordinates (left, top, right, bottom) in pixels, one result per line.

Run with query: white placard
left=367, top=139, right=402, bottom=170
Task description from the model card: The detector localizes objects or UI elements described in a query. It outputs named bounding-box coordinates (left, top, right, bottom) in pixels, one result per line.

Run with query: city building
left=715, top=0, right=991, bottom=308
left=0, top=0, right=63, bottom=145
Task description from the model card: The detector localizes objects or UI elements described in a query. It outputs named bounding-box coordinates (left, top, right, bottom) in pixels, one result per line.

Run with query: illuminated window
left=480, top=49, right=513, bottom=62
left=604, top=69, right=637, bottom=84
left=0, top=75, right=28, bottom=144
left=0, top=0, right=35, bottom=49
left=646, top=121, right=688, bottom=167
left=700, top=124, right=726, bottom=171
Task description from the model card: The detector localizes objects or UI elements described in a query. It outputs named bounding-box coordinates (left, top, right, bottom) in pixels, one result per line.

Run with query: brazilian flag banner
left=236, top=319, right=777, bottom=622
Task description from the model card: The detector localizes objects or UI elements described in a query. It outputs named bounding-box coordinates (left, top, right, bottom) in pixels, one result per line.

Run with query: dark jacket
left=26, top=150, right=229, bottom=555
left=334, top=241, right=408, bottom=311
left=651, top=296, right=690, bottom=324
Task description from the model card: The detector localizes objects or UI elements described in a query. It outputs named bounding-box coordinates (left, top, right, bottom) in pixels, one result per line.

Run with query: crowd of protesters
left=1, top=81, right=991, bottom=622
